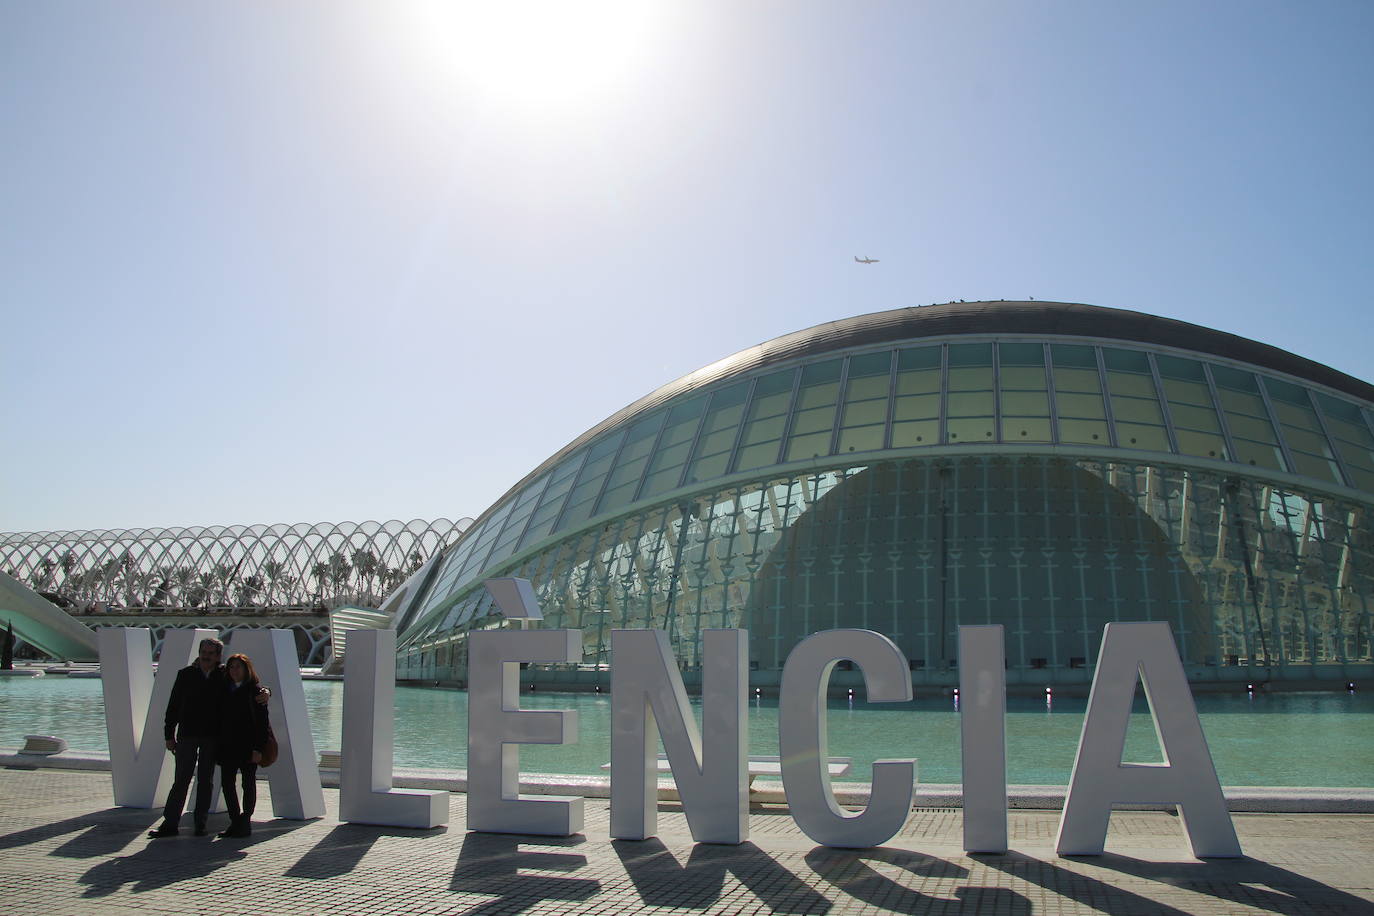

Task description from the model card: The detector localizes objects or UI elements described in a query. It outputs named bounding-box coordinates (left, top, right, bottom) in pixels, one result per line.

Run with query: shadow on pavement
left=1066, top=851, right=1374, bottom=915
left=449, top=832, right=600, bottom=915
left=75, top=816, right=314, bottom=897
left=0, top=809, right=159, bottom=859
left=614, top=838, right=833, bottom=914
left=806, top=846, right=1033, bottom=915
left=286, top=822, right=448, bottom=879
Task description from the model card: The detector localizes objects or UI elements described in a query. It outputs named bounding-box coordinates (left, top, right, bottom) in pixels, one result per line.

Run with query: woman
left=217, top=653, right=269, bottom=838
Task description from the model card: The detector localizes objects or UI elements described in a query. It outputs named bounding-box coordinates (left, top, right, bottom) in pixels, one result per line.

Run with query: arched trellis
left=87, top=621, right=335, bottom=666
left=0, top=519, right=472, bottom=616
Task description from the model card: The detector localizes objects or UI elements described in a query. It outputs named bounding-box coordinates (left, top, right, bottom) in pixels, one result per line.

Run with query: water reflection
left=1, top=678, right=1371, bottom=787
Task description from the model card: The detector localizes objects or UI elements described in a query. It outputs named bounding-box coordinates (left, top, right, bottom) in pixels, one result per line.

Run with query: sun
left=402, top=1, right=662, bottom=110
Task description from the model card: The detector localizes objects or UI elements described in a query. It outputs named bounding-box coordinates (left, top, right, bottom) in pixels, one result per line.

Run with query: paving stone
left=1, top=768, right=1371, bottom=915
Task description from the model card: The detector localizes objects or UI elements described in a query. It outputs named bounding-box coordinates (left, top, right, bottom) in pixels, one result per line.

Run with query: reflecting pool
left=2, top=677, right=1371, bottom=787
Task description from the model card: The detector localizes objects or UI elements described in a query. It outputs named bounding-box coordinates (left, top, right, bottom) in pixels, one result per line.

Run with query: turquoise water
left=2, top=677, right=1371, bottom=787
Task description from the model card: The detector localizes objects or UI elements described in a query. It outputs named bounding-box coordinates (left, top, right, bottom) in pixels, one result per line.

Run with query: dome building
left=392, top=301, right=1374, bottom=690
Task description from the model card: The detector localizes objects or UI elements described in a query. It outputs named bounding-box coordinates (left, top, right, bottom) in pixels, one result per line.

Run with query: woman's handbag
left=260, top=724, right=279, bottom=768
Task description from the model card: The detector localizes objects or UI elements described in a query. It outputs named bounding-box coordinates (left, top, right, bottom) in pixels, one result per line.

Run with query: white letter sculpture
left=466, top=627, right=584, bottom=835
left=226, top=628, right=326, bottom=819
left=959, top=625, right=1008, bottom=853
left=339, top=628, right=448, bottom=827
left=1056, top=621, right=1240, bottom=857
left=610, top=628, right=748, bottom=844
left=779, top=629, right=916, bottom=848
left=101, top=626, right=216, bottom=808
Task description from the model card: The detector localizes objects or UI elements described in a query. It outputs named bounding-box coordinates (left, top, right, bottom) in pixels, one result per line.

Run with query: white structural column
left=226, top=628, right=326, bottom=819
left=1056, top=621, right=1241, bottom=857
left=779, top=629, right=916, bottom=848
left=101, top=626, right=215, bottom=808
left=610, top=628, right=748, bottom=845
left=339, top=629, right=448, bottom=827
left=467, top=628, right=584, bottom=835
left=958, top=625, right=1007, bottom=853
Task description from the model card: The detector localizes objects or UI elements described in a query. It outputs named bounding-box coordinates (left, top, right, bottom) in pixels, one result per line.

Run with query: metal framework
left=1, top=519, right=471, bottom=615
left=393, top=302, right=1374, bottom=687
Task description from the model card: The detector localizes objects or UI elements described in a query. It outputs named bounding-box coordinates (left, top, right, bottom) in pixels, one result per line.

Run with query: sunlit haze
left=2, top=1, right=1371, bottom=533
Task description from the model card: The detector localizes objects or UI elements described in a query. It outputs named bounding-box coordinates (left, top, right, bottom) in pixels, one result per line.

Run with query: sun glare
left=405, top=1, right=660, bottom=109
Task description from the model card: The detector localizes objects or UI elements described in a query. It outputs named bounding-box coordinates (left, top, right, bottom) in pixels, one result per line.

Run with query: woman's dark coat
left=218, top=679, right=269, bottom=766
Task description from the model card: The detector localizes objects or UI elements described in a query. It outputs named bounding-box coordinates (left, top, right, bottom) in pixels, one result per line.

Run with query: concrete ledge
left=6, top=749, right=1370, bottom=813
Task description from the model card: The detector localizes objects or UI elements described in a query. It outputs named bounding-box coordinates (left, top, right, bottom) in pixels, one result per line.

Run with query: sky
left=2, top=1, right=1372, bottom=535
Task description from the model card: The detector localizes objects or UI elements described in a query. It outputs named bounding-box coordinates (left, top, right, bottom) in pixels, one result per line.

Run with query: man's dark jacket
left=163, top=664, right=227, bottom=742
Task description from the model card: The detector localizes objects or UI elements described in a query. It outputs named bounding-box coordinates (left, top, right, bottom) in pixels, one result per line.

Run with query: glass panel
left=998, top=341, right=1044, bottom=366
left=1114, top=423, right=1170, bottom=451
left=735, top=441, right=781, bottom=472
left=1053, top=368, right=1102, bottom=393
left=892, top=394, right=940, bottom=421
left=848, top=351, right=892, bottom=377
left=837, top=425, right=884, bottom=453
left=784, top=431, right=831, bottom=461
left=1000, top=417, right=1052, bottom=441
left=948, top=342, right=993, bottom=367
left=1050, top=343, right=1097, bottom=368
left=789, top=406, right=835, bottom=435
left=1000, top=390, right=1049, bottom=414
left=1058, top=418, right=1109, bottom=444
left=739, top=415, right=785, bottom=443
left=1102, top=348, right=1149, bottom=372
left=1056, top=392, right=1107, bottom=419
left=842, top=399, right=888, bottom=426
left=845, top=374, right=890, bottom=400
left=1217, top=389, right=1267, bottom=416
left=1175, top=429, right=1227, bottom=460
left=1228, top=415, right=1279, bottom=444
left=897, top=346, right=940, bottom=370
left=1107, top=373, right=1156, bottom=398
left=1169, top=403, right=1223, bottom=432
left=948, top=367, right=994, bottom=390
left=1162, top=378, right=1213, bottom=405
left=1111, top=396, right=1164, bottom=424
left=890, top=419, right=937, bottom=447
left=999, top=367, right=1046, bottom=388
left=947, top=417, right=995, bottom=441
left=1155, top=354, right=1207, bottom=381
left=947, top=391, right=995, bottom=415
left=1232, top=438, right=1285, bottom=471
left=895, top=370, right=941, bottom=396
left=1210, top=364, right=1260, bottom=393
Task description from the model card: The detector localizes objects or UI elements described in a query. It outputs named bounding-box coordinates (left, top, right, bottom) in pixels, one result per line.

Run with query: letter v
left=100, top=627, right=216, bottom=808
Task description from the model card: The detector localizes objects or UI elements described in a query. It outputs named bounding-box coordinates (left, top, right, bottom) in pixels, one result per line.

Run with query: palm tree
left=172, top=566, right=197, bottom=608
left=261, top=559, right=286, bottom=607
left=352, top=548, right=379, bottom=602
left=311, top=561, right=330, bottom=603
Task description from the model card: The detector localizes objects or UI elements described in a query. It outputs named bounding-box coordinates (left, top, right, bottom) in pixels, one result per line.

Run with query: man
left=148, top=638, right=269, bottom=838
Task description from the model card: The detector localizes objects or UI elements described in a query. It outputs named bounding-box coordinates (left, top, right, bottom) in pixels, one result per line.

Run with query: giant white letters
left=1056, top=621, right=1241, bottom=857
left=100, top=626, right=216, bottom=808
left=338, top=628, right=448, bottom=828
left=466, top=628, right=584, bottom=835
left=779, top=629, right=916, bottom=848
left=225, top=628, right=326, bottom=819
left=610, top=628, right=748, bottom=845
left=958, top=625, right=1007, bottom=853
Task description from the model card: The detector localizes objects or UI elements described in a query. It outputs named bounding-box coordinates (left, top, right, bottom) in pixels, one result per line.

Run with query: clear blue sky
left=3, top=1, right=1371, bottom=534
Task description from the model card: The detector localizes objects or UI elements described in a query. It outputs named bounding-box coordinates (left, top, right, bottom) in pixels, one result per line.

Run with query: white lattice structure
left=0, top=519, right=472, bottom=616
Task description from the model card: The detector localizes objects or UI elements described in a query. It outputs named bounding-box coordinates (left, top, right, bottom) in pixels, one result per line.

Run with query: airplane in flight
left=854, top=255, right=879, bottom=264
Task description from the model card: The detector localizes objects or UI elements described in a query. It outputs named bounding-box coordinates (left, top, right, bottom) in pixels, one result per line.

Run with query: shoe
left=218, top=815, right=244, bottom=839
left=230, top=818, right=251, bottom=838
left=193, top=823, right=208, bottom=837
left=148, top=824, right=179, bottom=839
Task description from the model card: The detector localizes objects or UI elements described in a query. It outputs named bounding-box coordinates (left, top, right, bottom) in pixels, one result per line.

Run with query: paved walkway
left=1, top=768, right=1371, bottom=915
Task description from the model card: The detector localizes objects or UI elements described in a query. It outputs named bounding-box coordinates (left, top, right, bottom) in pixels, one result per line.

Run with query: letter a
left=1056, top=621, right=1240, bottom=857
